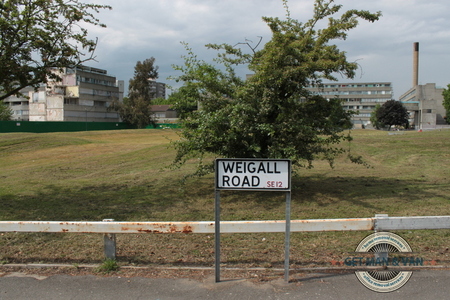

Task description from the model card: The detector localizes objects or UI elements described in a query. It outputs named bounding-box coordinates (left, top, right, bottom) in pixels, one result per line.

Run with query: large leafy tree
left=165, top=85, right=199, bottom=119
left=171, top=0, right=381, bottom=175
left=442, top=84, right=450, bottom=124
left=111, top=58, right=159, bottom=128
left=0, top=0, right=111, bottom=101
left=375, top=100, right=409, bottom=130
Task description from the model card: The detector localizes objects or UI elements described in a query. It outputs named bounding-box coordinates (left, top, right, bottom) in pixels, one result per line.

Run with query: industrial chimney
left=413, top=42, right=419, bottom=87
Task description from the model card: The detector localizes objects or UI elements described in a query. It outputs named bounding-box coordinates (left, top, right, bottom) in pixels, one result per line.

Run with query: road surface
left=1, top=269, right=449, bottom=299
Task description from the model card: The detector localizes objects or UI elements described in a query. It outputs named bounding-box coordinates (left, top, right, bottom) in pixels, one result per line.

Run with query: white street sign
left=215, top=159, right=291, bottom=191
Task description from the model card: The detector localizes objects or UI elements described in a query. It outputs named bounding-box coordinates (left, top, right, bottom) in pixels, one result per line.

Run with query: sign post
left=215, top=159, right=291, bottom=282
left=284, top=189, right=291, bottom=282
left=214, top=190, right=221, bottom=283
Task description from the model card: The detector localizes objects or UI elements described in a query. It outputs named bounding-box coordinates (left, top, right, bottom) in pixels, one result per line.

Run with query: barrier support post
left=103, top=219, right=116, bottom=260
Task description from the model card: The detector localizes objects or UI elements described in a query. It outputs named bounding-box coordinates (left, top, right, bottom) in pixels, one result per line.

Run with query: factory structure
left=398, top=43, right=447, bottom=129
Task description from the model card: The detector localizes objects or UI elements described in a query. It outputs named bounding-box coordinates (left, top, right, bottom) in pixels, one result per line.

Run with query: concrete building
left=307, top=82, right=393, bottom=127
left=3, top=66, right=124, bottom=122
left=399, top=83, right=446, bottom=129
left=398, top=43, right=447, bottom=129
left=148, top=79, right=166, bottom=100
left=3, top=86, right=39, bottom=121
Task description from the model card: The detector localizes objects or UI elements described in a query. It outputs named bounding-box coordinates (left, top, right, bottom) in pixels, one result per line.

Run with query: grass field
left=0, top=129, right=449, bottom=269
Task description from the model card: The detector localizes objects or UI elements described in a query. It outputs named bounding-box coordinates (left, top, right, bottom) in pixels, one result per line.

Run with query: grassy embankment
left=0, top=129, right=449, bottom=268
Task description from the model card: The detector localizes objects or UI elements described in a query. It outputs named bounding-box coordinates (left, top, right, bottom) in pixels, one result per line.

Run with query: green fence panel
left=146, top=123, right=181, bottom=129
left=0, top=121, right=134, bottom=133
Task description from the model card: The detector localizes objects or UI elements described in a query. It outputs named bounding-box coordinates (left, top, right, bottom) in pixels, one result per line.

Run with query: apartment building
left=148, top=79, right=166, bottom=100
left=4, top=66, right=124, bottom=122
left=306, top=82, right=393, bottom=127
left=3, top=86, right=39, bottom=121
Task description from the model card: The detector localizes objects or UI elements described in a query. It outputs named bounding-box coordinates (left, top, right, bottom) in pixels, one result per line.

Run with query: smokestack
left=413, top=42, right=419, bottom=87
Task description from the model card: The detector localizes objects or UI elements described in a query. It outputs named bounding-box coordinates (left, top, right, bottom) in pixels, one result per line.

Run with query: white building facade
left=307, top=82, right=393, bottom=127
left=4, top=66, right=124, bottom=122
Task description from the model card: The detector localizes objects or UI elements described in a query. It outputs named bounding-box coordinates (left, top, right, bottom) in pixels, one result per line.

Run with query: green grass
left=95, top=258, right=119, bottom=273
left=0, top=128, right=449, bottom=267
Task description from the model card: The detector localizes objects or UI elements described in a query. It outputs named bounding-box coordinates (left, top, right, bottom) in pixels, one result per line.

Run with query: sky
left=84, top=0, right=450, bottom=98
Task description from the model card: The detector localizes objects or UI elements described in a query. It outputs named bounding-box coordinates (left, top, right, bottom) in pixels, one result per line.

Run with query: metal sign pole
left=215, top=190, right=221, bottom=282
left=215, top=159, right=291, bottom=283
left=284, top=191, right=291, bottom=282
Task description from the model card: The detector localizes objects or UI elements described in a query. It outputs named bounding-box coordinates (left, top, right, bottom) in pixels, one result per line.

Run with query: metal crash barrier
left=0, top=215, right=449, bottom=259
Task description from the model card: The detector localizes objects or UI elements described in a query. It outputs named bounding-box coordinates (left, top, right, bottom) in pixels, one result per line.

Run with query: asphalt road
left=1, top=269, right=450, bottom=300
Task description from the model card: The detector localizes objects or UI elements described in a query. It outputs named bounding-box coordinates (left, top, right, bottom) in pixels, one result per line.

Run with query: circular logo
left=354, top=232, right=412, bottom=293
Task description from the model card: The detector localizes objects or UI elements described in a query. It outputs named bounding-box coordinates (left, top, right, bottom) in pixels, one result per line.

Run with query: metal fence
left=1, top=215, right=449, bottom=259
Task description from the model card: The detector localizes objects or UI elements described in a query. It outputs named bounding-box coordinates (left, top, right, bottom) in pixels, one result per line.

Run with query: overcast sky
left=85, top=0, right=450, bottom=98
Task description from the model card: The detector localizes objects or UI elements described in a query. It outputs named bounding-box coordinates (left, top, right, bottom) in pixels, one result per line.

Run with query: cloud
left=83, top=0, right=450, bottom=96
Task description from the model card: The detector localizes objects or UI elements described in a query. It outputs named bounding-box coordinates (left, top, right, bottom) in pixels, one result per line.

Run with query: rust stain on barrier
left=182, top=225, right=193, bottom=233
left=131, top=225, right=194, bottom=234
left=137, top=229, right=158, bottom=233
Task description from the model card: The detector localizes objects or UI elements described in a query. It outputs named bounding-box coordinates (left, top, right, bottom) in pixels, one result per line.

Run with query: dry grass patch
left=0, top=129, right=449, bottom=268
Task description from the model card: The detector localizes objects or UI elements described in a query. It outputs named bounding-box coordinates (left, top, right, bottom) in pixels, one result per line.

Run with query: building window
left=64, top=98, right=78, bottom=105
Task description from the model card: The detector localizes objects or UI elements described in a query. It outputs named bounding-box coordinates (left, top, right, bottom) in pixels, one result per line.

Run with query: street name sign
left=215, top=159, right=291, bottom=191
